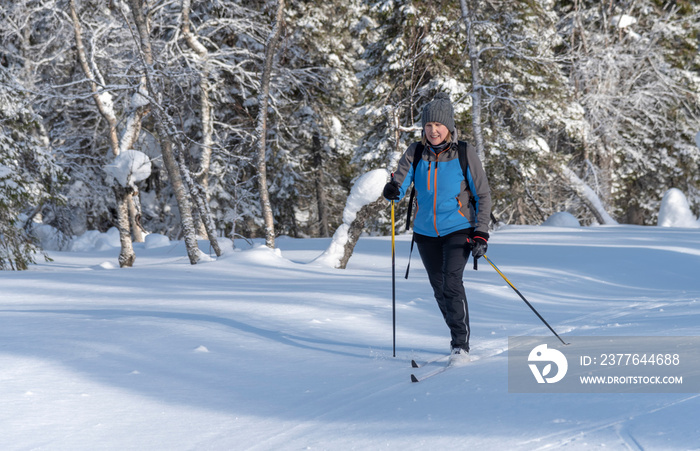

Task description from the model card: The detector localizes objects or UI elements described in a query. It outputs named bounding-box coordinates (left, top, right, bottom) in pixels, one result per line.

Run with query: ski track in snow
left=525, top=394, right=700, bottom=450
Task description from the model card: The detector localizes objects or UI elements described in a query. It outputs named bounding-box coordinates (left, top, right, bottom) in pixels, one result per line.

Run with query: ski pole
left=483, top=255, right=570, bottom=346
left=390, top=175, right=397, bottom=357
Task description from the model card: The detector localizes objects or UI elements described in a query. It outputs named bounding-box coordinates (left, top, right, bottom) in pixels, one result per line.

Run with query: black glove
left=383, top=180, right=400, bottom=201
left=471, top=231, right=489, bottom=259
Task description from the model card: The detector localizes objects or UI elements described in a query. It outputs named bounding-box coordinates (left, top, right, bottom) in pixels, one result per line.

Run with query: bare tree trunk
left=255, top=0, right=285, bottom=249
left=114, top=186, right=135, bottom=267
left=312, top=134, right=329, bottom=237
left=558, top=165, right=617, bottom=225
left=161, top=140, right=201, bottom=262
left=181, top=0, right=213, bottom=238
left=127, top=195, right=144, bottom=242
left=460, top=0, right=486, bottom=159
left=176, top=150, right=222, bottom=257
left=338, top=198, right=384, bottom=269
left=128, top=0, right=201, bottom=264
left=120, top=77, right=150, bottom=244
left=69, top=0, right=135, bottom=267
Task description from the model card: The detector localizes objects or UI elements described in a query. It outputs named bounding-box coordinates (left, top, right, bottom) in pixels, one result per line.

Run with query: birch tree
left=180, top=0, right=213, bottom=238
left=255, top=0, right=285, bottom=249
left=68, top=0, right=147, bottom=267
left=127, top=0, right=203, bottom=263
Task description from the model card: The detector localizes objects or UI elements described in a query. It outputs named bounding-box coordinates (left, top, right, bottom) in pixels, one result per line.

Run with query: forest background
left=1, top=0, right=699, bottom=270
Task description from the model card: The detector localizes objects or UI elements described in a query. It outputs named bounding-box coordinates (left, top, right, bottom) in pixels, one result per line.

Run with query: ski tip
left=410, top=374, right=419, bottom=383
left=411, top=359, right=419, bottom=368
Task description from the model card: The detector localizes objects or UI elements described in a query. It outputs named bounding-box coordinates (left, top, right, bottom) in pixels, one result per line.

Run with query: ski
left=411, top=354, right=449, bottom=368
left=410, top=364, right=453, bottom=382
left=410, top=354, right=470, bottom=382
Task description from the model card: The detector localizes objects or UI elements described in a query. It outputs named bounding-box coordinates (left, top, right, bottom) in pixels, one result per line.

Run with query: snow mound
left=92, top=261, right=117, bottom=270
left=657, top=188, right=700, bottom=228
left=314, top=224, right=349, bottom=268
left=70, top=227, right=121, bottom=251
left=542, top=212, right=580, bottom=228
left=144, top=233, right=171, bottom=249
left=196, top=250, right=216, bottom=263
left=239, top=244, right=288, bottom=266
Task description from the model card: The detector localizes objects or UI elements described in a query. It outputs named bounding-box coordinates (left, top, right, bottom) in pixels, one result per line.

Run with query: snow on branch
left=104, top=150, right=152, bottom=189
left=314, top=169, right=389, bottom=268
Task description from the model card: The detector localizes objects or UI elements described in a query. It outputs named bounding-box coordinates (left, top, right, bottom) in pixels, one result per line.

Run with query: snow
left=144, top=233, right=171, bottom=249
left=103, top=150, right=152, bottom=188
left=98, top=91, right=116, bottom=119
left=69, top=227, right=121, bottom=251
left=315, top=168, right=388, bottom=267
left=2, top=202, right=700, bottom=449
left=657, top=188, right=700, bottom=228
left=611, top=15, right=637, bottom=29
left=341, top=169, right=388, bottom=224
left=542, top=211, right=580, bottom=227
left=130, top=84, right=150, bottom=109
left=559, top=166, right=618, bottom=225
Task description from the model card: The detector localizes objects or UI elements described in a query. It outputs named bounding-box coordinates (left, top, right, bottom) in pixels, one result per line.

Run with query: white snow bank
left=313, top=223, right=350, bottom=268
left=657, top=188, right=700, bottom=228
left=70, top=227, right=121, bottom=252
left=236, top=244, right=288, bottom=267
left=542, top=212, right=580, bottom=228
left=144, top=233, right=171, bottom=249
left=315, top=169, right=388, bottom=268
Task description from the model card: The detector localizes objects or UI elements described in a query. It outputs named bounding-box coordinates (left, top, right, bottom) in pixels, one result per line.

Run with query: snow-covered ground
left=2, top=218, right=700, bottom=450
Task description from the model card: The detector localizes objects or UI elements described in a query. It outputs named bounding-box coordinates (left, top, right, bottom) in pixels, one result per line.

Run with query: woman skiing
left=383, top=92, right=492, bottom=365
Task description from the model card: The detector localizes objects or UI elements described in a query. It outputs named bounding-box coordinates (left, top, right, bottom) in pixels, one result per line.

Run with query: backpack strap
left=458, top=141, right=468, bottom=179
left=403, top=142, right=424, bottom=279
left=404, top=143, right=424, bottom=232
left=457, top=141, right=477, bottom=210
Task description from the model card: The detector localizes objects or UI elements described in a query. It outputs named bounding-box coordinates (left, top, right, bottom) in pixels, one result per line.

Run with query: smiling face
left=424, top=122, right=450, bottom=146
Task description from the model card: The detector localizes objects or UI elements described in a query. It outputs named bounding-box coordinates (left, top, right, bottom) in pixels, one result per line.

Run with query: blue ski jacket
left=392, top=137, right=492, bottom=237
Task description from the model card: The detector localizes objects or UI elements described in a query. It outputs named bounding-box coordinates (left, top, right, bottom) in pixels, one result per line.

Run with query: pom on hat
left=421, top=93, right=455, bottom=132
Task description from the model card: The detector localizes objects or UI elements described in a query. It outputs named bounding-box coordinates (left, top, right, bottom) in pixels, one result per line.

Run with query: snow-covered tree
left=3, top=0, right=700, bottom=270
left=557, top=0, right=700, bottom=224
left=0, top=70, right=64, bottom=270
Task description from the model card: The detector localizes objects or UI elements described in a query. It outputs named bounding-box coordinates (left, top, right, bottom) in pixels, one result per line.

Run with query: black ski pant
left=415, top=229, right=471, bottom=351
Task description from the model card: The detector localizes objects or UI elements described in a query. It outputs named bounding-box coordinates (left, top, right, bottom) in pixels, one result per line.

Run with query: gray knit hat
left=421, top=92, right=455, bottom=132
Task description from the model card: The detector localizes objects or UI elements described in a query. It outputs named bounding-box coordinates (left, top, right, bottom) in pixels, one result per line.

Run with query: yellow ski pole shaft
left=483, top=255, right=569, bottom=346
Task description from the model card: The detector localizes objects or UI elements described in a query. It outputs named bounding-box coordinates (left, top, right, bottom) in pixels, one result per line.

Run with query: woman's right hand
left=383, top=181, right=400, bottom=201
